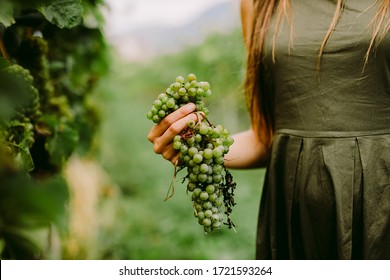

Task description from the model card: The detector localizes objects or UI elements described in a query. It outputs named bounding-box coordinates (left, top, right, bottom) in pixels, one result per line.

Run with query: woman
left=148, top=0, right=390, bottom=259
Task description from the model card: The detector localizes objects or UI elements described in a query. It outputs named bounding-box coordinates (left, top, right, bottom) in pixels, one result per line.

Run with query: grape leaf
left=1, top=231, right=42, bottom=259
left=0, top=173, right=70, bottom=259
left=0, top=1, right=15, bottom=28
left=44, top=117, right=79, bottom=166
left=12, top=0, right=52, bottom=7
left=38, top=0, right=83, bottom=29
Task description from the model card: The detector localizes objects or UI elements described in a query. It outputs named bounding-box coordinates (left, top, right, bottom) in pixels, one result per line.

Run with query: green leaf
left=12, top=0, right=52, bottom=8
left=0, top=174, right=69, bottom=230
left=1, top=230, right=42, bottom=259
left=43, top=116, right=79, bottom=166
left=0, top=1, right=15, bottom=28
left=38, top=0, right=83, bottom=29
left=0, top=174, right=70, bottom=259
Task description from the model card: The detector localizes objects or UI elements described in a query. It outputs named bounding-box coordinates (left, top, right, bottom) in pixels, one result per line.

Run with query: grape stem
left=222, top=168, right=237, bottom=232
left=0, top=32, right=9, bottom=59
left=164, top=159, right=181, bottom=201
left=164, top=111, right=207, bottom=201
left=194, top=111, right=214, bottom=127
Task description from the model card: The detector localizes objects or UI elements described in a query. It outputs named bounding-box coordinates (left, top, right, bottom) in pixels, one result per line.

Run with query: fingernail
left=186, top=103, right=196, bottom=111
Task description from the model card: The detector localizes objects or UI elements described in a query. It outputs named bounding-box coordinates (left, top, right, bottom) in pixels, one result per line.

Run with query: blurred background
left=0, top=0, right=265, bottom=260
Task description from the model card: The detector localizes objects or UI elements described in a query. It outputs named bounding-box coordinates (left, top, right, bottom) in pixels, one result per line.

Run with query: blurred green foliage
left=0, top=0, right=108, bottom=259
left=0, top=174, right=69, bottom=259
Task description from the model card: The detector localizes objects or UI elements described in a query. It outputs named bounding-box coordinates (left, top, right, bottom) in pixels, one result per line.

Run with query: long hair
left=245, top=0, right=390, bottom=147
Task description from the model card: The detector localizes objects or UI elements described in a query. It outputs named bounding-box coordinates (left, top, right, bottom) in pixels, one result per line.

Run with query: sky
left=102, top=0, right=232, bottom=37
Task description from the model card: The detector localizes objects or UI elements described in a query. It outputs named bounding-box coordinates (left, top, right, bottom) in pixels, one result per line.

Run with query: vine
left=0, top=0, right=108, bottom=259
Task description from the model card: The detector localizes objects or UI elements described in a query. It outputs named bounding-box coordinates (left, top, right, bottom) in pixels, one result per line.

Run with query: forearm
left=224, top=129, right=269, bottom=169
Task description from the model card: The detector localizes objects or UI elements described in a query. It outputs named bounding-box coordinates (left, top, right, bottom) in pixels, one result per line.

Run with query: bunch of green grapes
left=0, top=63, right=41, bottom=172
left=147, top=74, right=237, bottom=233
left=17, top=36, right=54, bottom=106
left=17, top=35, right=72, bottom=119
left=147, top=73, right=210, bottom=123
left=4, top=64, right=40, bottom=122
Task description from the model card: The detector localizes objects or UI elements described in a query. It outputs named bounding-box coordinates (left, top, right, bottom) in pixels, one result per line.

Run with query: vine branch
left=0, top=31, right=9, bottom=60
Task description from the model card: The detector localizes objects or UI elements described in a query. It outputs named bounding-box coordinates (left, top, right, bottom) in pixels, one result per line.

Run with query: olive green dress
left=256, top=0, right=390, bottom=259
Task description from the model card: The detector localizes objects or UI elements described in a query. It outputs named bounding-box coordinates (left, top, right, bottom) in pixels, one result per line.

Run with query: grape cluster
left=147, top=74, right=237, bottom=233
left=147, top=73, right=210, bottom=123
left=3, top=64, right=40, bottom=149
left=16, top=36, right=74, bottom=119
left=17, top=36, right=54, bottom=104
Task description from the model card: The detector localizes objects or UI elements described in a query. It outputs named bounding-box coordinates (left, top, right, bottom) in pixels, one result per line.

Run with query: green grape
left=205, top=210, right=213, bottom=219
left=196, top=211, right=205, bottom=220
left=206, top=184, right=215, bottom=194
left=188, top=147, right=198, bottom=157
left=153, top=99, right=162, bottom=108
left=147, top=74, right=237, bottom=233
left=202, top=218, right=212, bottom=227
left=166, top=98, right=176, bottom=108
left=197, top=173, right=208, bottom=183
left=193, top=153, right=203, bottom=164
left=173, top=140, right=181, bottom=150
left=187, top=73, right=197, bottom=81
left=180, top=145, right=188, bottom=154
left=200, top=191, right=209, bottom=201
left=192, top=165, right=200, bottom=175
left=176, top=75, right=185, bottom=83
left=199, top=163, right=209, bottom=174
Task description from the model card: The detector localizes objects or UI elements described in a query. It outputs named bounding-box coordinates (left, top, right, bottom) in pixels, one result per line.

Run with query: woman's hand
left=147, top=103, right=198, bottom=165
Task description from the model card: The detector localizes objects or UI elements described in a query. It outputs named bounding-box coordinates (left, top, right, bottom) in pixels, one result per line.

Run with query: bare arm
left=224, top=128, right=269, bottom=169
left=223, top=1, right=270, bottom=169
left=241, top=0, right=254, bottom=49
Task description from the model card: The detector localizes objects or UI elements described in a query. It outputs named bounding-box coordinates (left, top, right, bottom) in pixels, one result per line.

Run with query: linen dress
left=256, top=0, right=390, bottom=259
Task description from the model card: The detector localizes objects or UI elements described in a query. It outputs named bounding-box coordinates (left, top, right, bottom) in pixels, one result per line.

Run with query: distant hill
left=109, top=1, right=241, bottom=62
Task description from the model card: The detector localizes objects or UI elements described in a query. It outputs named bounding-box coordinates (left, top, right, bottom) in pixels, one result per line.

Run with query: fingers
left=148, top=103, right=196, bottom=143
left=147, top=103, right=198, bottom=164
left=160, top=143, right=179, bottom=161
left=160, top=146, right=180, bottom=165
left=152, top=112, right=198, bottom=154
